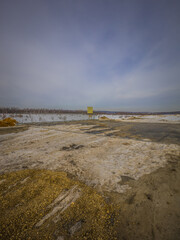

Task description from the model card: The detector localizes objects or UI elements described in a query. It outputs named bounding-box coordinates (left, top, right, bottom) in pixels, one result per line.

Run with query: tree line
left=0, top=107, right=179, bottom=115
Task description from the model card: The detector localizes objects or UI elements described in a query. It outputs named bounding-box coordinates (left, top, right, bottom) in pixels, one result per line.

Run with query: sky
left=0, top=0, right=180, bottom=111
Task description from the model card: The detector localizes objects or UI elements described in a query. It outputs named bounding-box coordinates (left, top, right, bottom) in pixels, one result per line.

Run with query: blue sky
left=0, top=0, right=180, bottom=111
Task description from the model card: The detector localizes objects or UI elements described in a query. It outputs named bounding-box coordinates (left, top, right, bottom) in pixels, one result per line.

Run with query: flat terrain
left=0, top=120, right=180, bottom=239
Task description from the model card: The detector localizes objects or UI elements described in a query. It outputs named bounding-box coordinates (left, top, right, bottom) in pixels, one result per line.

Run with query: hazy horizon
left=1, top=0, right=180, bottom=112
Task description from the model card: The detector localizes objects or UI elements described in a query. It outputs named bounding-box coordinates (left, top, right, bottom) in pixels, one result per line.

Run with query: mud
left=0, top=120, right=180, bottom=239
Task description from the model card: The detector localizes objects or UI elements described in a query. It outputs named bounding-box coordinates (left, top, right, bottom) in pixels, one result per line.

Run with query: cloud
left=0, top=0, right=180, bottom=111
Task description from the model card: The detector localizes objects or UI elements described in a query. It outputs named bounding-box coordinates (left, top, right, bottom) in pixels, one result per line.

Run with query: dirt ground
left=0, top=120, right=180, bottom=239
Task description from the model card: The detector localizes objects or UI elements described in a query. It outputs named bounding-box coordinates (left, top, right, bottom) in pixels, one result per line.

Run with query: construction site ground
left=0, top=120, right=180, bottom=240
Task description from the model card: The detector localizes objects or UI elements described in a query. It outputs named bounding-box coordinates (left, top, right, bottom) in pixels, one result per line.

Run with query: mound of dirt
left=127, top=116, right=141, bottom=120
left=99, top=116, right=109, bottom=120
left=0, top=118, right=18, bottom=127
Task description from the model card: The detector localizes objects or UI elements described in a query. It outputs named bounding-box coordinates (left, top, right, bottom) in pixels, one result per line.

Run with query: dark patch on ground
left=85, top=130, right=107, bottom=134
left=120, top=175, right=135, bottom=184
left=69, top=160, right=76, bottom=166
left=0, top=125, right=29, bottom=135
left=112, top=122, right=180, bottom=145
left=145, top=193, right=153, bottom=201
left=126, top=193, right=136, bottom=204
left=106, top=133, right=114, bottom=136
left=61, top=144, right=84, bottom=151
left=79, top=120, right=180, bottom=145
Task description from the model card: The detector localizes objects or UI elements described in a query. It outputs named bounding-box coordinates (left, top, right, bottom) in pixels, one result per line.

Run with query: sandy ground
left=0, top=122, right=179, bottom=193
left=0, top=120, right=180, bottom=239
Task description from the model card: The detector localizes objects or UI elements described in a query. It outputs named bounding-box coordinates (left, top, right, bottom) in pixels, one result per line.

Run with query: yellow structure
left=87, top=106, right=93, bottom=114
